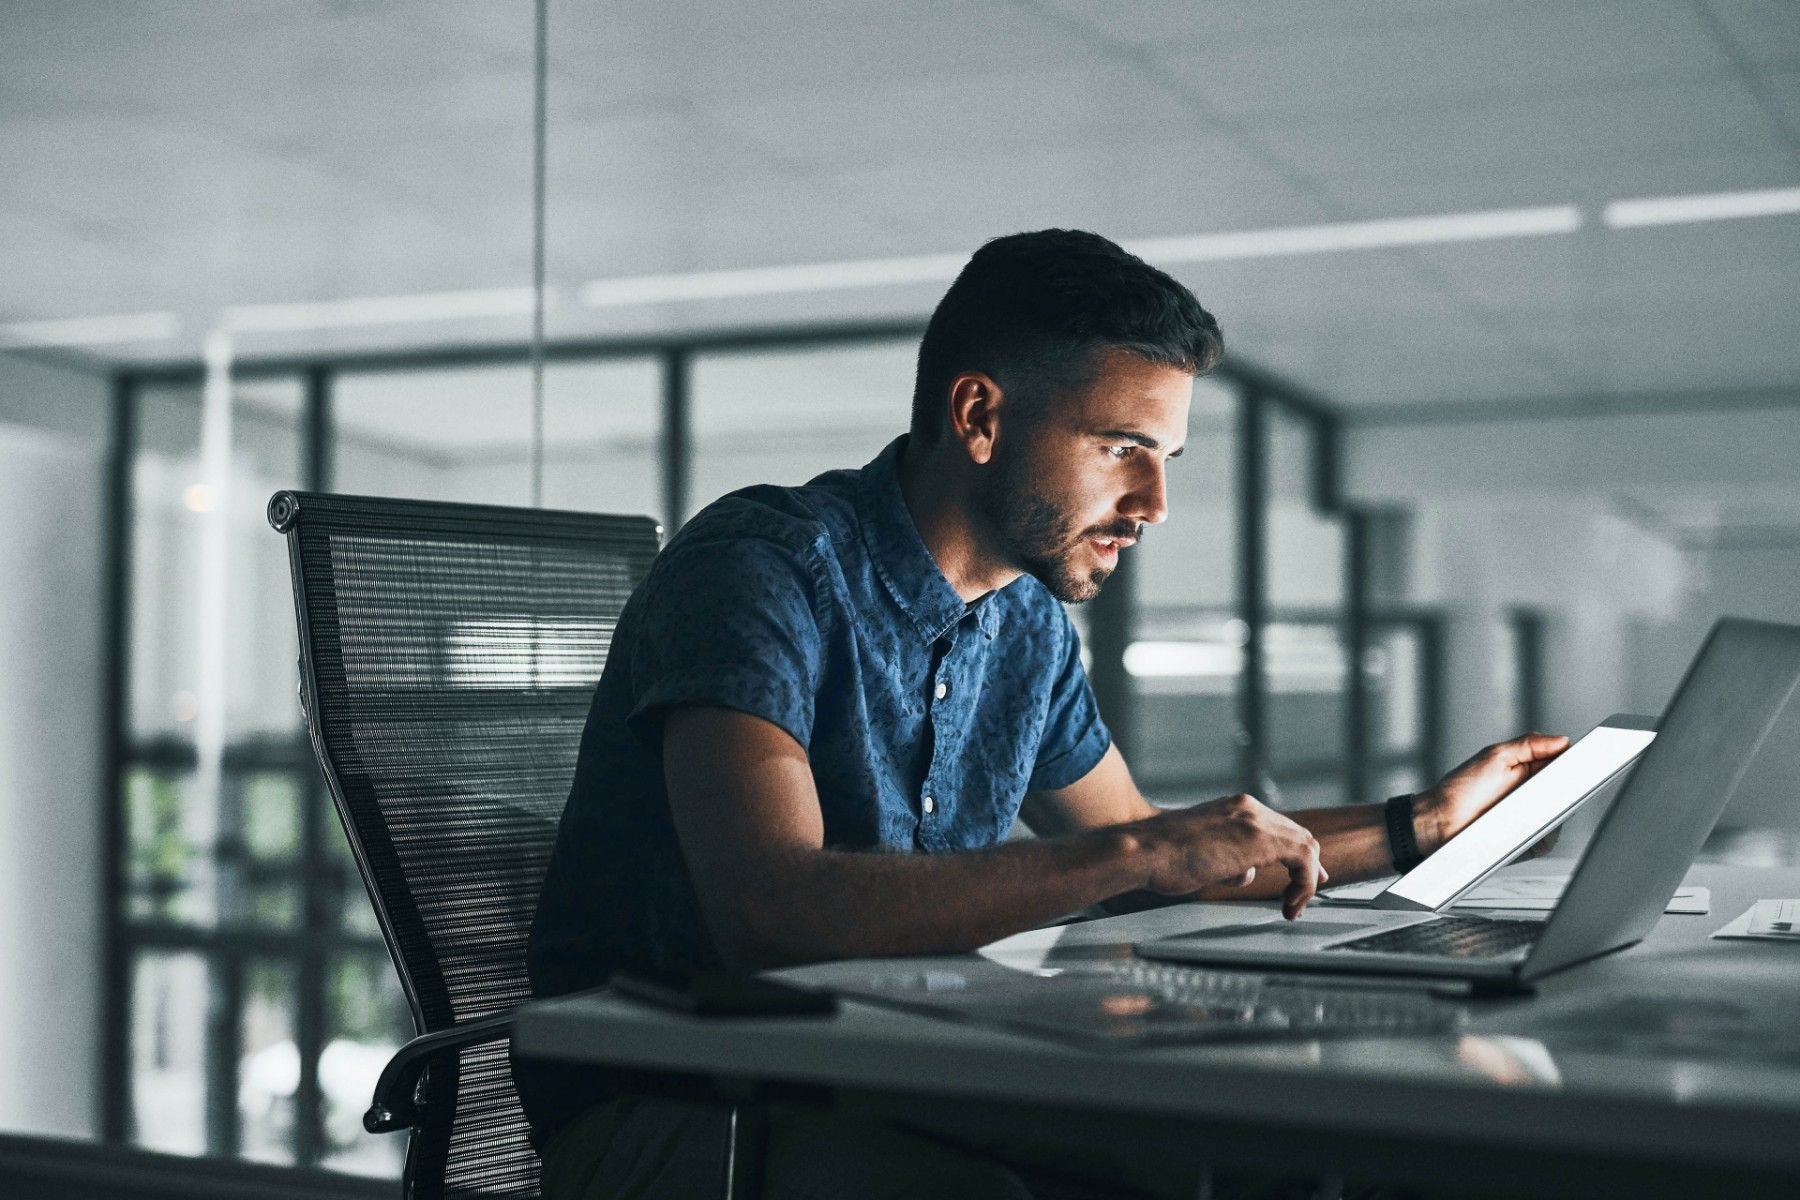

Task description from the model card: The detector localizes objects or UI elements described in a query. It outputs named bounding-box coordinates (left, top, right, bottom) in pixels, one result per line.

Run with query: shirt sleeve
left=1027, top=606, right=1113, bottom=791
left=624, top=533, right=826, bottom=751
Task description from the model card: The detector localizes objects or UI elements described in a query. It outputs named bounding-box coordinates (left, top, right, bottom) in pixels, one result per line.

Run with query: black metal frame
left=98, top=319, right=1402, bottom=1166
left=1511, top=607, right=1547, bottom=736
left=100, top=373, right=136, bottom=1145
left=1235, top=386, right=1269, bottom=791
left=1234, top=378, right=1405, bottom=808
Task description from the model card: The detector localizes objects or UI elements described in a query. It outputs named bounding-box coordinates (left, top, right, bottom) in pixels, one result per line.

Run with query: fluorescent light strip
left=1126, top=205, right=1584, bottom=263
left=1603, top=186, right=1800, bottom=229
left=221, top=286, right=547, bottom=334
left=0, top=311, right=182, bottom=348
left=578, top=254, right=967, bottom=308
left=578, top=206, right=1585, bottom=308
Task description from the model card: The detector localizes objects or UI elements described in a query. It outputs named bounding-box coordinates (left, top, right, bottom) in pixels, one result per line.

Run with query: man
left=518, top=229, right=1566, bottom=1198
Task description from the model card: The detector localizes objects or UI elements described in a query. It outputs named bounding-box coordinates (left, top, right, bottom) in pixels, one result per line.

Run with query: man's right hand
left=1130, top=794, right=1327, bottom=920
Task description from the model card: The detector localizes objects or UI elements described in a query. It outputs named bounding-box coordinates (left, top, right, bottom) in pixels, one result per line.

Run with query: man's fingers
left=1503, top=732, right=1571, bottom=769
left=1259, top=813, right=1324, bottom=918
left=1464, top=732, right=1569, bottom=781
left=1282, top=868, right=1319, bottom=919
left=1279, top=835, right=1324, bottom=920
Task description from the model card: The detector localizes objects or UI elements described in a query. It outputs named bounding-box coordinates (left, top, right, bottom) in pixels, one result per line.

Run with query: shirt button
left=922, top=795, right=936, bottom=815
left=934, top=681, right=949, bottom=701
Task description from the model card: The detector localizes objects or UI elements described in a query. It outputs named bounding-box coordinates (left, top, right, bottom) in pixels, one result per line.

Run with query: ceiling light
left=578, top=255, right=966, bottom=308
left=1127, top=206, right=1584, bottom=263
left=0, top=311, right=181, bottom=348
left=1603, top=186, right=1800, bottom=229
left=221, top=287, right=547, bottom=334
left=578, top=206, right=1584, bottom=308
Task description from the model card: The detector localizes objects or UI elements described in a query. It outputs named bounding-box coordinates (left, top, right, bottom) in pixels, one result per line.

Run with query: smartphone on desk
left=610, top=969, right=839, bottom=1018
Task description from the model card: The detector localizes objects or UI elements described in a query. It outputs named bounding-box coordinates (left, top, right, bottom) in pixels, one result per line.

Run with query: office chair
left=269, top=490, right=675, bottom=1200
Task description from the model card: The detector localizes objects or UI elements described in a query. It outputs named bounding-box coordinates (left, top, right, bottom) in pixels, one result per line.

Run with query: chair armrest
left=365, top=1012, right=514, bottom=1134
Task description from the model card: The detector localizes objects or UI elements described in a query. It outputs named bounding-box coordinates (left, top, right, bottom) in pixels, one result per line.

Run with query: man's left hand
left=1414, top=732, right=1572, bottom=856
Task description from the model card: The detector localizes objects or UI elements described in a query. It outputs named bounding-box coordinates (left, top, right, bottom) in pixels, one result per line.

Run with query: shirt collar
left=856, top=436, right=1000, bottom=643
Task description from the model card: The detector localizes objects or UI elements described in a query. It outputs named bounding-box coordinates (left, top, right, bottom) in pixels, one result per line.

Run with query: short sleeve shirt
left=518, top=435, right=1111, bottom=1137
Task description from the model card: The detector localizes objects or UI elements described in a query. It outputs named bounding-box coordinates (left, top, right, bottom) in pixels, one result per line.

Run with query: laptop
left=1137, top=618, right=1800, bottom=991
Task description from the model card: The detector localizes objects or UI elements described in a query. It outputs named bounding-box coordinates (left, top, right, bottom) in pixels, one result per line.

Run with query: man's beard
left=974, top=447, right=1141, bottom=604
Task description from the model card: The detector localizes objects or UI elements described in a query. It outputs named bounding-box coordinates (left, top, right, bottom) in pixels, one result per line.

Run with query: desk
left=514, top=864, right=1800, bottom=1198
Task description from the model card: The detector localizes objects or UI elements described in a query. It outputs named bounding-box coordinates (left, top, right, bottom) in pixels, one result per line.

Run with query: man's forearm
left=708, top=826, right=1148, bottom=969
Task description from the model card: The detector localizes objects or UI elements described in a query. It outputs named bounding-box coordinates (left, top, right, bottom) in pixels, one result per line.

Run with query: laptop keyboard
left=1325, top=915, right=1542, bottom=959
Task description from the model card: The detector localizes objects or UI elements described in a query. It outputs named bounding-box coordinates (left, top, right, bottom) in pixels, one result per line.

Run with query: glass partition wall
left=104, top=331, right=1424, bottom=1171
left=1125, top=377, right=1241, bottom=804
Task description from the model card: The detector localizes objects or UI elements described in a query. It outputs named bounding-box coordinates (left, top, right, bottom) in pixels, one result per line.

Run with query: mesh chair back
left=270, top=491, right=660, bottom=1200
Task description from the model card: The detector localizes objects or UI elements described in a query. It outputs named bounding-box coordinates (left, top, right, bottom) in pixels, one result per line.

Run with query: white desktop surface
left=514, top=864, right=1800, bottom=1187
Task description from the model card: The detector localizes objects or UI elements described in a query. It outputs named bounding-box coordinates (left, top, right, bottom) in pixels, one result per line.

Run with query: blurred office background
left=2, top=0, right=1797, bottom=1180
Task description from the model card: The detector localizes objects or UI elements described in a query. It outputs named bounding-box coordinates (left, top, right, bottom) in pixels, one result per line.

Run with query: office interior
left=1, top=0, right=1797, bottom=1192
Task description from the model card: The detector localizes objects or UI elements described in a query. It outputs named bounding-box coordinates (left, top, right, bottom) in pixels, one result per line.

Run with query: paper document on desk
left=1320, top=874, right=1709, bottom=914
left=1712, top=899, right=1800, bottom=941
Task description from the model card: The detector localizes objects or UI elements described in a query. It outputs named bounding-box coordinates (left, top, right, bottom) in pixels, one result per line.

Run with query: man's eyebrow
left=1094, top=428, right=1185, bottom=458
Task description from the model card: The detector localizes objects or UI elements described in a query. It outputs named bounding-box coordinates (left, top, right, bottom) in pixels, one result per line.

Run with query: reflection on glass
left=240, top=774, right=303, bottom=929
left=243, top=773, right=301, bottom=859
left=1129, top=609, right=1245, bottom=802
left=333, top=360, right=662, bottom=521
left=690, top=341, right=913, bottom=515
left=1263, top=403, right=1350, bottom=804
left=239, top=960, right=299, bottom=1164
left=1138, top=377, right=1238, bottom=610
left=1130, top=379, right=1240, bottom=804
left=124, top=768, right=306, bottom=928
left=129, top=378, right=305, bottom=745
left=1265, top=404, right=1344, bottom=609
left=1379, top=765, right=1428, bottom=801
left=320, top=952, right=411, bottom=1177
left=124, top=769, right=215, bottom=924
left=1270, top=777, right=1346, bottom=809
left=130, top=951, right=208, bottom=1155
left=1267, top=620, right=1348, bottom=776
left=1370, top=626, right=1423, bottom=754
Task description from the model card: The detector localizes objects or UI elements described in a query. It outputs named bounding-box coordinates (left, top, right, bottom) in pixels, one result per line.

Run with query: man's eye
left=1106, top=445, right=1134, bottom=460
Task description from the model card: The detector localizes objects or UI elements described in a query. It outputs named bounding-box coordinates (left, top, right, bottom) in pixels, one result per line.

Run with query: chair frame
left=268, top=488, right=666, bottom=1198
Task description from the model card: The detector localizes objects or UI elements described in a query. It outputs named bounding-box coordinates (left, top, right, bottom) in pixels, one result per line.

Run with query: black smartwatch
left=1385, top=793, right=1424, bottom=873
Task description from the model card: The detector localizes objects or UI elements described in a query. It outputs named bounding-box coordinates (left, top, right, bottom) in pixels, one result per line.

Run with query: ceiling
left=2, top=0, right=1797, bottom=412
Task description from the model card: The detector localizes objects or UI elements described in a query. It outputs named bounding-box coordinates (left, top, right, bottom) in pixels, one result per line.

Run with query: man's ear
left=946, top=371, right=1003, bottom=465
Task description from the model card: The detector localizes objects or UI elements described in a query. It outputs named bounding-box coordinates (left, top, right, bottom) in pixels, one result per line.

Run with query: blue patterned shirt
left=518, top=435, right=1111, bottom=1136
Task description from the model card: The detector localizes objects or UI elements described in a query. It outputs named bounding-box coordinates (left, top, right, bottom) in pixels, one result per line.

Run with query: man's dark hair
left=909, top=229, right=1223, bottom=445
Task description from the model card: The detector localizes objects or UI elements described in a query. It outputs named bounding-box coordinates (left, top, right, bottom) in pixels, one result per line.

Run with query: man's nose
left=1124, top=460, right=1169, bottom=526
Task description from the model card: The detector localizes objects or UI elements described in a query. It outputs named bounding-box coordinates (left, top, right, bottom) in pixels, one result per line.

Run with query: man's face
left=974, top=347, right=1192, bottom=603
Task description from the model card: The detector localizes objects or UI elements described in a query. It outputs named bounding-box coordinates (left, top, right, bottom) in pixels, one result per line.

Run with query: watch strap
left=1385, top=793, right=1424, bottom=873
